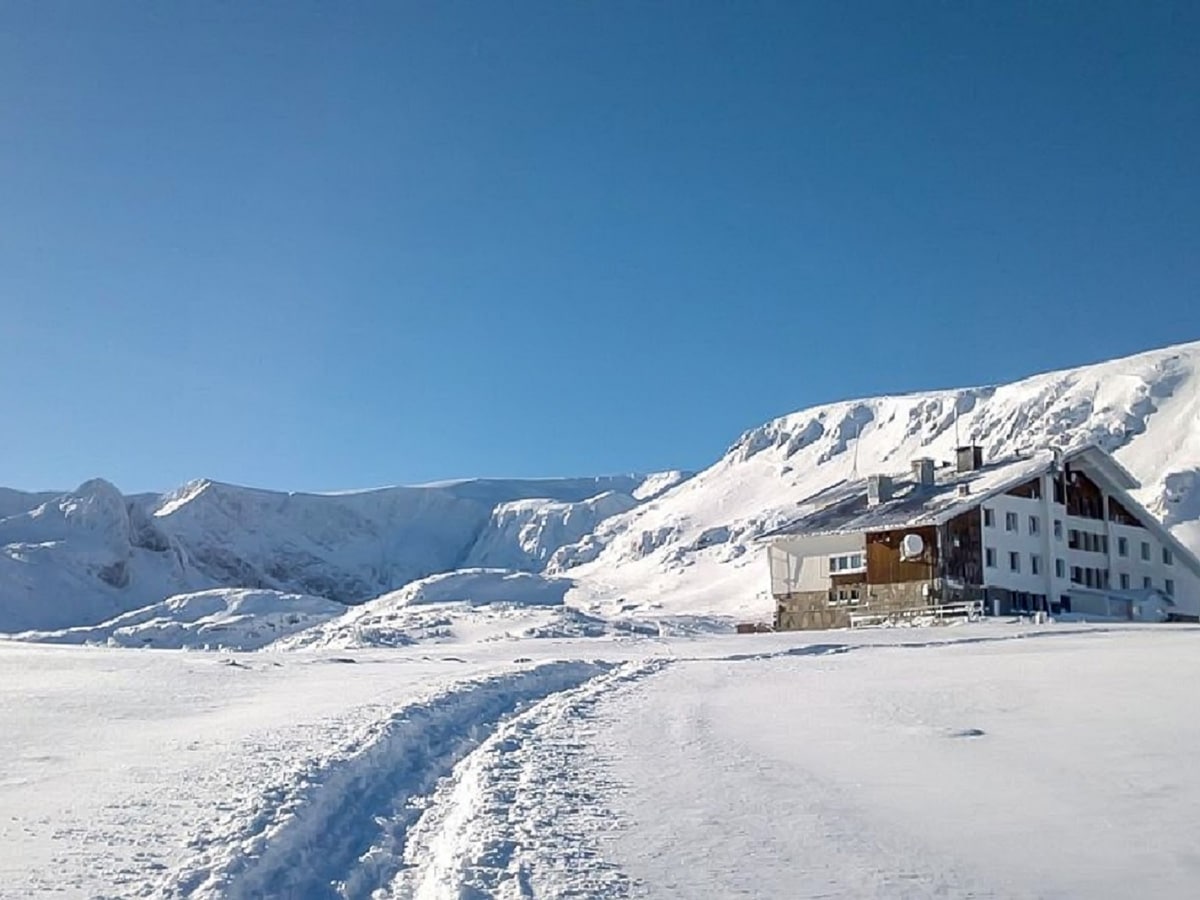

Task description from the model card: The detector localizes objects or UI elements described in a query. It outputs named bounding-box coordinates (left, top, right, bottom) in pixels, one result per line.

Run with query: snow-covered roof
left=763, top=451, right=1051, bottom=539
left=762, top=445, right=1146, bottom=542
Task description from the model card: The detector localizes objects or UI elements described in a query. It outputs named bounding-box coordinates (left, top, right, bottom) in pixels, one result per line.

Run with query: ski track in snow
left=146, top=628, right=1125, bottom=900
left=150, top=660, right=626, bottom=900
left=390, top=659, right=669, bottom=900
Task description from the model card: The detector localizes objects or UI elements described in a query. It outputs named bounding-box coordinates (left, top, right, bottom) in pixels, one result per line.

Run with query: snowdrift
left=6, top=589, right=346, bottom=651
left=277, top=570, right=607, bottom=648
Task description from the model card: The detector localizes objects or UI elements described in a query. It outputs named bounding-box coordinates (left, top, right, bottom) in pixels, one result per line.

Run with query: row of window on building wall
left=829, top=552, right=865, bottom=572
left=984, top=546, right=1176, bottom=595
left=983, top=506, right=1174, bottom=566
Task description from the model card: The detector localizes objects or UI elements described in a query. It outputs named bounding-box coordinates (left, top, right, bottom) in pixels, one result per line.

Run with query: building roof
left=762, top=450, right=1055, bottom=540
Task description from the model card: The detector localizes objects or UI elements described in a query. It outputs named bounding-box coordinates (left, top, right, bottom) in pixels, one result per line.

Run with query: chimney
left=912, top=457, right=935, bottom=486
left=955, top=445, right=984, bottom=474
left=867, top=474, right=894, bottom=507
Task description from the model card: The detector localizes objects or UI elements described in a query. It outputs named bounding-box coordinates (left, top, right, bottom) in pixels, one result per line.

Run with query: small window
left=829, top=553, right=865, bottom=573
left=1069, top=529, right=1080, bottom=549
left=1144, top=575, right=1153, bottom=589
left=1071, top=566, right=1083, bottom=584
left=1029, top=515, right=1040, bottom=536
left=1009, top=551, right=1020, bottom=572
left=1005, top=512, right=1018, bottom=532
left=1031, top=554, right=1041, bottom=575
left=985, top=548, right=997, bottom=568
left=1166, top=579, right=1175, bottom=596
left=1053, top=519, right=1063, bottom=540
left=1084, top=568, right=1094, bottom=588
left=1117, top=537, right=1128, bottom=557
left=1055, top=558, right=1066, bottom=578
left=983, top=508, right=995, bottom=527
left=1163, top=547, right=1174, bottom=566
left=832, top=587, right=862, bottom=605
left=1141, top=541, right=1151, bottom=561
left=1119, top=572, right=1130, bottom=590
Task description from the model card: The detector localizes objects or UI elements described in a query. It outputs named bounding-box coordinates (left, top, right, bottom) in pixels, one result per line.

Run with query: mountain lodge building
left=764, top=444, right=1200, bottom=630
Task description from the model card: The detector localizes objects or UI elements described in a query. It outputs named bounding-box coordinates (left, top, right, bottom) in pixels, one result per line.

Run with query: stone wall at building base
left=775, top=581, right=940, bottom=631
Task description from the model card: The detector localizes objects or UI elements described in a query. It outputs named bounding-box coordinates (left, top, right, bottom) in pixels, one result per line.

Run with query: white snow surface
left=6, top=588, right=346, bottom=651
left=4, top=623, right=1200, bottom=898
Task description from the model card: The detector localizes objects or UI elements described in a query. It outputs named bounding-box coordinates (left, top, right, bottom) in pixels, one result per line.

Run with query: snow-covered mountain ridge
left=0, top=474, right=680, bottom=632
left=2, top=340, right=1199, bottom=634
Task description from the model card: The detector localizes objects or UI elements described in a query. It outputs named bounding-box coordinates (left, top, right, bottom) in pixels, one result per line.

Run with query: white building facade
left=766, top=445, right=1200, bottom=630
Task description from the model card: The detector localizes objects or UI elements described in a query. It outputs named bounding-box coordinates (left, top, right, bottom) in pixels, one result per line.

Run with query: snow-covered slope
left=461, top=491, right=638, bottom=571
left=0, top=480, right=201, bottom=632
left=7, top=588, right=345, bottom=650
left=551, top=341, right=1200, bottom=620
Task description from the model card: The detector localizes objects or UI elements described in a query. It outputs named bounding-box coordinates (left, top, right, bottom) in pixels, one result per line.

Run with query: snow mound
left=387, top=569, right=574, bottom=608
left=278, top=570, right=602, bottom=649
left=6, top=589, right=345, bottom=650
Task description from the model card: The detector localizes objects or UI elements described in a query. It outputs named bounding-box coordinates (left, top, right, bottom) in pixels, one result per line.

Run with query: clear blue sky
left=2, top=2, right=1197, bottom=493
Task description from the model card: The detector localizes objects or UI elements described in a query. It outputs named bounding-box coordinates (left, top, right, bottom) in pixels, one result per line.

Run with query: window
left=983, top=508, right=995, bottom=527
left=1070, top=530, right=1107, bottom=553
left=1117, top=537, right=1128, bottom=557
left=986, top=548, right=997, bottom=568
left=1055, top=558, right=1066, bottom=578
left=1141, top=541, right=1151, bottom=561
left=1085, top=568, right=1095, bottom=588
left=1144, top=575, right=1153, bottom=589
left=1163, top=547, right=1174, bottom=566
left=1166, top=579, right=1175, bottom=596
left=1009, top=551, right=1020, bottom=573
left=1005, top=512, right=1018, bottom=532
left=832, top=587, right=862, bottom=606
left=1029, top=515, right=1040, bottom=536
left=1119, top=573, right=1130, bottom=590
left=829, top=553, right=865, bottom=572
left=1054, top=519, right=1063, bottom=540
left=1031, top=554, right=1041, bottom=575
left=1071, top=566, right=1083, bottom=584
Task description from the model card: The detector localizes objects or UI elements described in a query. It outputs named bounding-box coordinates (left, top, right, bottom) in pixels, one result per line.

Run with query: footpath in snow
left=4, top=623, right=1200, bottom=899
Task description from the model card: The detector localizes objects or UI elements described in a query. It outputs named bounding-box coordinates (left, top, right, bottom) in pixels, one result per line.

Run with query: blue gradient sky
left=2, top=2, right=1197, bottom=492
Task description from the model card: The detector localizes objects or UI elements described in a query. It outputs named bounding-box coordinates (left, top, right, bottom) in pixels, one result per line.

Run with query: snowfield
left=4, top=623, right=1200, bottom=899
